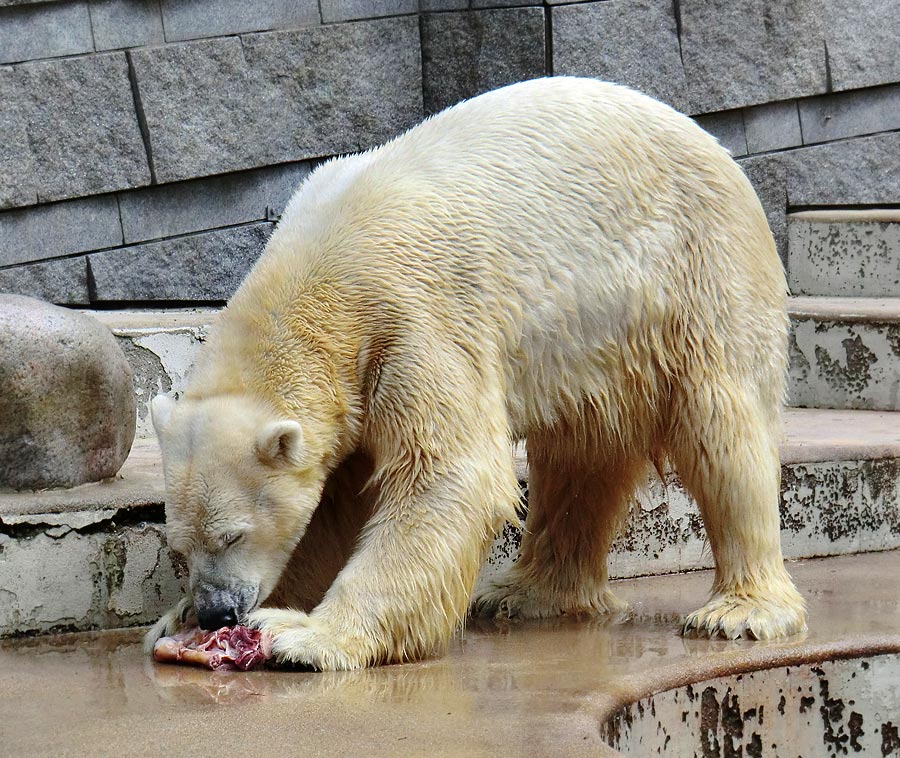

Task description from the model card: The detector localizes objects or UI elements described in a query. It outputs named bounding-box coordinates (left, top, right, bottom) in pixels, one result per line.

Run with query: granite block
left=552, top=0, right=688, bottom=111
left=0, top=1, right=93, bottom=65
left=786, top=131, right=900, bottom=207
left=320, top=0, right=416, bottom=23
left=737, top=153, right=789, bottom=264
left=118, top=162, right=310, bottom=243
left=825, top=0, right=900, bottom=91
left=0, top=256, right=90, bottom=305
left=1, top=53, right=151, bottom=207
left=744, top=101, right=802, bottom=154
left=798, top=85, right=900, bottom=145
left=0, top=196, right=123, bottom=267
left=130, top=18, right=422, bottom=183
left=90, top=0, right=165, bottom=51
left=88, top=223, right=273, bottom=301
left=694, top=110, right=747, bottom=157
left=422, top=7, right=546, bottom=114
left=159, top=0, right=319, bottom=42
left=680, top=0, right=827, bottom=112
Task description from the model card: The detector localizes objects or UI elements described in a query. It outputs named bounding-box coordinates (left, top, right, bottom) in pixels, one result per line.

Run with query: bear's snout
left=193, top=582, right=258, bottom=630
left=197, top=606, right=238, bottom=631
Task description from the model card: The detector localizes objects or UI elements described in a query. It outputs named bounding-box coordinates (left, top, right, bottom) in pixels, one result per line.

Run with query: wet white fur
left=146, top=77, right=806, bottom=670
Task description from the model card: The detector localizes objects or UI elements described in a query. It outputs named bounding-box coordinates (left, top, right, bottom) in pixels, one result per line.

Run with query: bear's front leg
left=250, top=364, right=520, bottom=670
left=143, top=596, right=195, bottom=654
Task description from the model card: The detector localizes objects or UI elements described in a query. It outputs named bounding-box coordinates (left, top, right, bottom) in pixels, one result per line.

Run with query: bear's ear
left=151, top=394, right=176, bottom=438
left=256, top=420, right=306, bottom=468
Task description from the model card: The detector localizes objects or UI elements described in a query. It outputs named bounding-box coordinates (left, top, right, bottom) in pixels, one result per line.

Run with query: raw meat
left=153, top=625, right=273, bottom=671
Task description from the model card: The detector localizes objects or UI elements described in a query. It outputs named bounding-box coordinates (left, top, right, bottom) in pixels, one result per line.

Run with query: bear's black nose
left=197, top=607, right=238, bottom=630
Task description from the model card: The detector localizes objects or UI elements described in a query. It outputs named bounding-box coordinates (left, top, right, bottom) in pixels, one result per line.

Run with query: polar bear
left=145, top=77, right=806, bottom=671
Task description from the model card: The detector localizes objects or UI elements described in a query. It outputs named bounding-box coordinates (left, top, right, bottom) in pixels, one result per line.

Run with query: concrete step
left=2, top=409, right=898, bottom=637
left=88, top=301, right=900, bottom=435
left=788, top=209, right=900, bottom=297
left=788, top=296, right=900, bottom=411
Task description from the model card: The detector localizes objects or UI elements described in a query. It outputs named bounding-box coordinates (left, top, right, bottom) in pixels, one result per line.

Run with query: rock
left=0, top=295, right=136, bottom=490
left=0, top=257, right=90, bottom=306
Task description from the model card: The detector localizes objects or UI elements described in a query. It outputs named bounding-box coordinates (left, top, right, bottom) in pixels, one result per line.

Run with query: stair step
left=788, top=209, right=900, bottom=297
left=2, top=410, right=897, bottom=637
left=787, top=296, right=900, bottom=411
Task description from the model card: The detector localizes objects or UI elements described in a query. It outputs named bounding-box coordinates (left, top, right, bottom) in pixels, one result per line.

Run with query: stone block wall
left=2, top=0, right=899, bottom=305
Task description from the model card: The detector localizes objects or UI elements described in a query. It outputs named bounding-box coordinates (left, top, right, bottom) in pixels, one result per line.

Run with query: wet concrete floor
left=2, top=551, right=899, bottom=757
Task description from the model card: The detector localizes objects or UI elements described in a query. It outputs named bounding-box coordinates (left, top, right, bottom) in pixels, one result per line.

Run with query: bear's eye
left=221, top=532, right=244, bottom=549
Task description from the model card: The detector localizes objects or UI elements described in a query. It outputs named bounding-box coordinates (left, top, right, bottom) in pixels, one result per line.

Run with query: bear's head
left=151, top=393, right=327, bottom=630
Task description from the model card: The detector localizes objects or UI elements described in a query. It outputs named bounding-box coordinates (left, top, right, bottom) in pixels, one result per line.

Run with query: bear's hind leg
left=471, top=437, right=644, bottom=620
left=672, top=386, right=806, bottom=640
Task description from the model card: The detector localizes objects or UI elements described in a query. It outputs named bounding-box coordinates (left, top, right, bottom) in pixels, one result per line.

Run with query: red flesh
left=153, top=625, right=273, bottom=671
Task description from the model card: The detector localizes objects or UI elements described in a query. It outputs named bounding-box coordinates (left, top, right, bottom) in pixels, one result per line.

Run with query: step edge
left=789, top=209, right=900, bottom=223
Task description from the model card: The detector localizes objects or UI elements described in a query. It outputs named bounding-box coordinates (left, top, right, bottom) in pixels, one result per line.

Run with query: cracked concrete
left=86, top=309, right=215, bottom=437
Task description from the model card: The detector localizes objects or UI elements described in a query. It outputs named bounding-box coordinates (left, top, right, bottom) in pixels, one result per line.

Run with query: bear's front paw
left=143, top=596, right=195, bottom=655
left=683, top=590, right=807, bottom=641
left=247, top=608, right=366, bottom=671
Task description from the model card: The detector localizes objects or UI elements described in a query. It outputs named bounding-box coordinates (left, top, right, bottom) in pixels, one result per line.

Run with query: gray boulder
left=0, top=295, right=136, bottom=490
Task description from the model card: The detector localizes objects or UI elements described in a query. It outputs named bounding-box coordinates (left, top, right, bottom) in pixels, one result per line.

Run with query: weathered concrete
left=2, top=552, right=900, bottom=757
left=0, top=296, right=136, bottom=491
left=788, top=297, right=900, bottom=411
left=87, top=310, right=217, bottom=438
left=788, top=211, right=900, bottom=297
left=605, top=654, right=900, bottom=755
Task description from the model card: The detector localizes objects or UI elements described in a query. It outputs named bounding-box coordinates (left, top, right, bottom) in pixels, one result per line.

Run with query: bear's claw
left=682, top=592, right=807, bottom=641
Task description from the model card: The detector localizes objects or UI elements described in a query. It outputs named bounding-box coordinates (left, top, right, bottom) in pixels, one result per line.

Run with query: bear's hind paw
left=683, top=591, right=807, bottom=641
left=470, top=580, right=628, bottom=621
